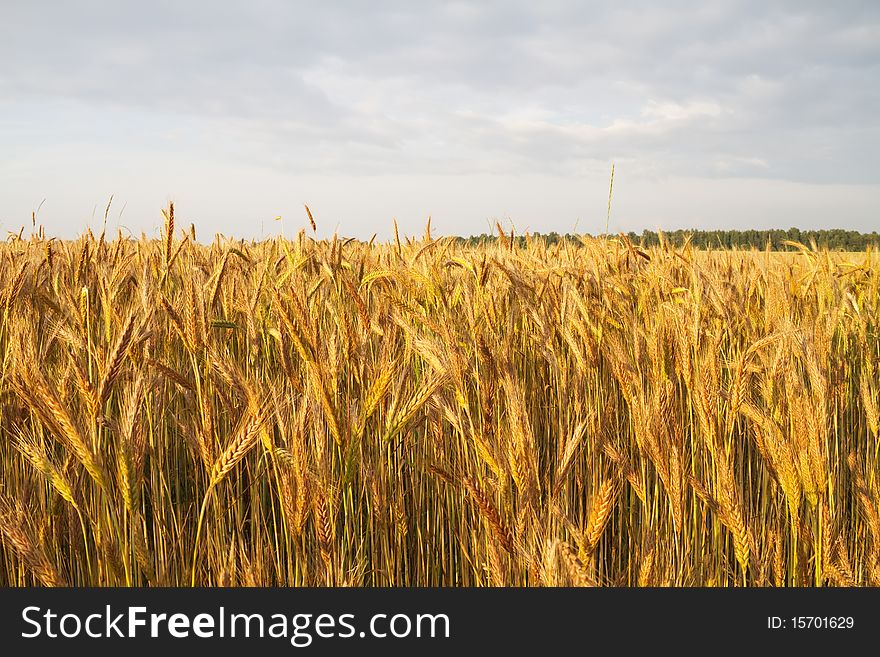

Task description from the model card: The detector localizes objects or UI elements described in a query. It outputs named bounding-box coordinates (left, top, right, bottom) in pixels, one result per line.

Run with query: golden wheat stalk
left=558, top=541, right=595, bottom=587
left=584, top=477, right=619, bottom=551
left=17, top=370, right=107, bottom=491
left=462, top=476, right=514, bottom=553
left=208, top=413, right=264, bottom=489
left=96, top=312, right=138, bottom=409
left=0, top=491, right=66, bottom=587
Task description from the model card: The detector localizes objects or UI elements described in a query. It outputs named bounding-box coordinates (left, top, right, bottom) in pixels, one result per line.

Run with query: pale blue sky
left=1, top=1, right=878, bottom=240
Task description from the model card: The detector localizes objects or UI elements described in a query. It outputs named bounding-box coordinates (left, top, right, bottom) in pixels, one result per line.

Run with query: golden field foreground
left=1, top=214, right=879, bottom=587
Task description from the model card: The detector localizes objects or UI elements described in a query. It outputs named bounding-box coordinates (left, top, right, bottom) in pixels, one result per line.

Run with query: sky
left=1, top=1, right=878, bottom=240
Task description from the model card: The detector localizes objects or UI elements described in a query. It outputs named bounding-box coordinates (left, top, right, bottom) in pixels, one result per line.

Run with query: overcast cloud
left=1, top=1, right=878, bottom=239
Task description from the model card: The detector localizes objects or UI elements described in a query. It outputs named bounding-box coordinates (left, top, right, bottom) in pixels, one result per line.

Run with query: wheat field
left=0, top=206, right=878, bottom=587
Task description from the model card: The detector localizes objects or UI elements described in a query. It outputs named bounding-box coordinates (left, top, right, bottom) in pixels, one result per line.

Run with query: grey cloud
left=1, top=1, right=878, bottom=191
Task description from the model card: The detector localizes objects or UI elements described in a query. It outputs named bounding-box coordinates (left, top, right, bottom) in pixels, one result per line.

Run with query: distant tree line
left=456, top=227, right=880, bottom=251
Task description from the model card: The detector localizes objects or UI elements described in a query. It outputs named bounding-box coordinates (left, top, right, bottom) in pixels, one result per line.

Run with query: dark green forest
left=458, top=227, right=879, bottom=251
